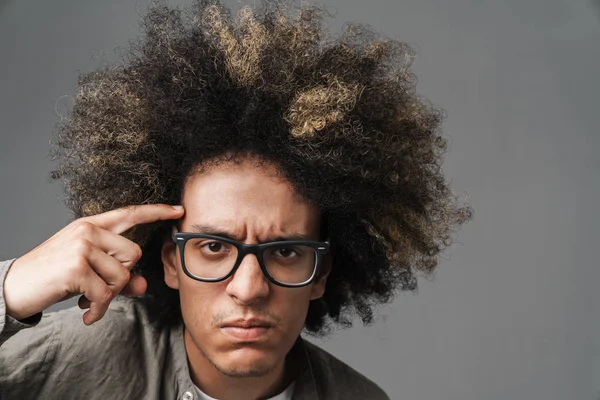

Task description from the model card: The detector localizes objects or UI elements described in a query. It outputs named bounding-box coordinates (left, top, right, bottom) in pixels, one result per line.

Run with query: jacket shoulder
left=302, top=339, right=390, bottom=400
left=1, top=297, right=162, bottom=399
left=46, top=297, right=150, bottom=345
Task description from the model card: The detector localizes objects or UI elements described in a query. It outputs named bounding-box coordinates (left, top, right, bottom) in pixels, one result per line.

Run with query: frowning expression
left=161, top=157, right=330, bottom=378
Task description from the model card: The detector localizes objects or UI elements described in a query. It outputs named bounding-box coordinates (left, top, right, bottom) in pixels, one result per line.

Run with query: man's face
left=161, top=157, right=329, bottom=378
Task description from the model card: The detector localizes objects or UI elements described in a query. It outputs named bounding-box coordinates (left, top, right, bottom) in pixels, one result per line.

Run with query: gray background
left=1, top=0, right=599, bottom=399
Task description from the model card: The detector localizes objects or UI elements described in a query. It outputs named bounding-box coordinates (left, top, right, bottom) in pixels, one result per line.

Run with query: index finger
left=83, top=204, right=184, bottom=234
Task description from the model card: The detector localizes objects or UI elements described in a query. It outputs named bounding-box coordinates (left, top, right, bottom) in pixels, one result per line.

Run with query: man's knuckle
left=120, top=268, right=131, bottom=285
left=132, top=244, right=143, bottom=260
left=73, top=254, right=88, bottom=267
left=73, top=220, right=95, bottom=236
left=74, top=238, right=94, bottom=256
left=100, top=287, right=114, bottom=303
left=69, top=241, right=90, bottom=263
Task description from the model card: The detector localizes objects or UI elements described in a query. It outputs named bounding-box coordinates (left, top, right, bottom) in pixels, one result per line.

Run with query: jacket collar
left=288, top=335, right=320, bottom=400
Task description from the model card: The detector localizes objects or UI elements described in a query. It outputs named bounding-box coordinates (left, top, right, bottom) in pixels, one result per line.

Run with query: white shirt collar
left=194, top=380, right=295, bottom=400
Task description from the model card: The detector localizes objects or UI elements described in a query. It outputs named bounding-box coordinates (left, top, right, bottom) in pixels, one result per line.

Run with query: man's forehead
left=184, top=222, right=315, bottom=242
left=178, top=157, right=322, bottom=239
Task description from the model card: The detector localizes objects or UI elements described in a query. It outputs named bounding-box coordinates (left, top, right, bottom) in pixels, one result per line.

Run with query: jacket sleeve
left=0, top=258, right=56, bottom=398
left=0, top=259, right=44, bottom=346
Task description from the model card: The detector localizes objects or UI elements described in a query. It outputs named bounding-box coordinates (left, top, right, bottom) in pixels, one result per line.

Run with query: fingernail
left=172, top=205, right=184, bottom=211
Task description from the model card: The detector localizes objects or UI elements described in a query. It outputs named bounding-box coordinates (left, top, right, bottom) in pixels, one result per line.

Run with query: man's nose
left=225, top=253, right=270, bottom=305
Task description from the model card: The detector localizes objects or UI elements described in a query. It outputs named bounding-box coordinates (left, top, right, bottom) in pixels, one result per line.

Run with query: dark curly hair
left=51, top=0, right=472, bottom=335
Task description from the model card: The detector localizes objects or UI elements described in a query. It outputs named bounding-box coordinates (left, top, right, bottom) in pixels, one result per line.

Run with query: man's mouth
left=220, top=318, right=274, bottom=341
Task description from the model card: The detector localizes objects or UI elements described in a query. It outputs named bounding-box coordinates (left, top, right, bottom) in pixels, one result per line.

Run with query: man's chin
left=217, top=365, right=275, bottom=378
left=213, top=351, right=278, bottom=378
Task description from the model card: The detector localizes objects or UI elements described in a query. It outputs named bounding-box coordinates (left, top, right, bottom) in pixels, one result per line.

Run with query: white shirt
left=194, top=381, right=295, bottom=400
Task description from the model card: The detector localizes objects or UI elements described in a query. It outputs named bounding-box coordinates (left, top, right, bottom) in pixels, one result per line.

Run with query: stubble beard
left=198, top=344, right=279, bottom=378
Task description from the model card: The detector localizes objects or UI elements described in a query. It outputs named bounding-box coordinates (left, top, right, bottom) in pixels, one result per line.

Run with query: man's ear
left=161, top=232, right=180, bottom=290
left=310, top=255, right=332, bottom=300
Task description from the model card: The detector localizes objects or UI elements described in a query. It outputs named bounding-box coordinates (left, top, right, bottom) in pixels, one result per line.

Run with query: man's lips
left=220, top=319, right=274, bottom=341
left=220, top=317, right=274, bottom=328
left=221, top=326, right=270, bottom=340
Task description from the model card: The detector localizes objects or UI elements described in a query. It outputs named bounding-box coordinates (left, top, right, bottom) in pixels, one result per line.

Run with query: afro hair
left=51, top=0, right=472, bottom=335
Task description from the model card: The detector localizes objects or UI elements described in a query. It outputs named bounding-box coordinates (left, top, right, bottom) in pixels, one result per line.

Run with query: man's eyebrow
left=187, top=223, right=314, bottom=242
left=188, top=224, right=239, bottom=240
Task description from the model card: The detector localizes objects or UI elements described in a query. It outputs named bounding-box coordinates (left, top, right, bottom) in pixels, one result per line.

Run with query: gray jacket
left=0, top=259, right=390, bottom=400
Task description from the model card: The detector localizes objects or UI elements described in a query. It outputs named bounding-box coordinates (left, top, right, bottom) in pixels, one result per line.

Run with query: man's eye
left=274, top=248, right=298, bottom=258
left=200, top=242, right=226, bottom=252
left=207, top=242, right=222, bottom=252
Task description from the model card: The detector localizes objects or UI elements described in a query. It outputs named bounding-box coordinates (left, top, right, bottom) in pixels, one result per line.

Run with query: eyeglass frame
left=172, top=229, right=331, bottom=288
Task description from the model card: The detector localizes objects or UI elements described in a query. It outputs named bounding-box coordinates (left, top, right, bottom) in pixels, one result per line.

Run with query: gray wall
left=1, top=1, right=599, bottom=398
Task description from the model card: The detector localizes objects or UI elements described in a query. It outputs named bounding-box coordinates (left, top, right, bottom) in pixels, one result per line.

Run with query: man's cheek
left=180, top=288, right=214, bottom=329
left=280, top=292, right=311, bottom=330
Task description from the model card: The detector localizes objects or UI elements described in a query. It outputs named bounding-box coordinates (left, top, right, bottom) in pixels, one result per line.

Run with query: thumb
left=120, top=274, right=148, bottom=297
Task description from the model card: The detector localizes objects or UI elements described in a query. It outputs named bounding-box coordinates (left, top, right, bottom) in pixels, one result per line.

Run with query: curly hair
left=51, top=0, right=472, bottom=335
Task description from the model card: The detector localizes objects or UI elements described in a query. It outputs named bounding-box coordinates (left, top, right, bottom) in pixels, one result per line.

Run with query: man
left=0, top=1, right=471, bottom=399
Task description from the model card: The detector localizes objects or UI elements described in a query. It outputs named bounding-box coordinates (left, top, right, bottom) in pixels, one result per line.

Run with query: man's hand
left=3, top=204, right=185, bottom=325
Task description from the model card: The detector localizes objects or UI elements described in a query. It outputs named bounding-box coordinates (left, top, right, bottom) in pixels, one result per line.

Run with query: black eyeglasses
left=172, top=229, right=330, bottom=288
